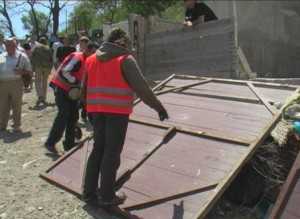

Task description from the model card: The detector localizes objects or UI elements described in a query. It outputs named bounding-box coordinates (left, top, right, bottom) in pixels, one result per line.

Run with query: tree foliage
left=68, top=1, right=96, bottom=32
left=0, top=0, right=21, bottom=36
left=123, top=0, right=178, bottom=17
left=66, top=0, right=180, bottom=34
left=21, top=10, right=51, bottom=37
left=38, top=0, right=69, bottom=36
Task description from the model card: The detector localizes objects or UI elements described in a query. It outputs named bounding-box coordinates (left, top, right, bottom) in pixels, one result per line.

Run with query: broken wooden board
left=41, top=76, right=298, bottom=219
left=40, top=122, right=169, bottom=195
left=270, top=152, right=300, bottom=219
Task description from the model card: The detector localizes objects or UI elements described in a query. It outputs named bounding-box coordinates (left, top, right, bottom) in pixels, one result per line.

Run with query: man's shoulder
left=86, top=54, right=97, bottom=63
left=17, top=51, right=30, bottom=62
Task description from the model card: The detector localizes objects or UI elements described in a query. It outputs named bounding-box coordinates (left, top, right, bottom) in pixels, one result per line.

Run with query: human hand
left=184, top=21, right=193, bottom=27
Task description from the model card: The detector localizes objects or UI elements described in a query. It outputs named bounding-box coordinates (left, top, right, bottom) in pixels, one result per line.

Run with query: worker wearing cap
left=0, top=38, right=32, bottom=132
left=31, top=37, right=53, bottom=106
left=184, top=0, right=218, bottom=26
left=82, top=28, right=169, bottom=206
left=44, top=40, right=95, bottom=154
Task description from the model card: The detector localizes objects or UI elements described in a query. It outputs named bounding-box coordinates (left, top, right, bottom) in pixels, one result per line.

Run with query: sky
left=6, top=1, right=76, bottom=38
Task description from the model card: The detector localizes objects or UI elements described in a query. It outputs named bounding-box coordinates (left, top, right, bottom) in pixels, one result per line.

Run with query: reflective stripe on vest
left=86, top=54, right=134, bottom=115
left=86, top=98, right=133, bottom=107
left=87, top=86, right=134, bottom=96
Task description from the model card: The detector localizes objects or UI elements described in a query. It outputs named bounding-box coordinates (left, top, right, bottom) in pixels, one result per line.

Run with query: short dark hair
left=87, top=41, right=99, bottom=50
left=107, top=28, right=128, bottom=43
left=79, top=36, right=90, bottom=43
left=39, top=37, right=48, bottom=45
left=22, top=43, right=31, bottom=50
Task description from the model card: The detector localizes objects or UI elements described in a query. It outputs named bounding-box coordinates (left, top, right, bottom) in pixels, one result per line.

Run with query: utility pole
left=66, top=7, right=68, bottom=33
left=232, top=0, right=239, bottom=78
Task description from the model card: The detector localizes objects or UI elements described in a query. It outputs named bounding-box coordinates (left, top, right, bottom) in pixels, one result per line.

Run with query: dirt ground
left=0, top=87, right=259, bottom=219
left=0, top=88, right=118, bottom=219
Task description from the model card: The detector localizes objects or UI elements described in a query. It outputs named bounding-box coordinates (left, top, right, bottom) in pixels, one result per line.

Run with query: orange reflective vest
left=51, top=52, right=86, bottom=92
left=85, top=54, right=134, bottom=115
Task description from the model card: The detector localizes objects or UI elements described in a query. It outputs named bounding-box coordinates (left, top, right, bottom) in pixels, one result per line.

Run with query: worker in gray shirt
left=83, top=28, right=169, bottom=207
left=0, top=38, right=32, bottom=132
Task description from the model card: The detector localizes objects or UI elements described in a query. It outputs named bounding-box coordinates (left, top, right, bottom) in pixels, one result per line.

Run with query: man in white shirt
left=0, top=38, right=32, bottom=132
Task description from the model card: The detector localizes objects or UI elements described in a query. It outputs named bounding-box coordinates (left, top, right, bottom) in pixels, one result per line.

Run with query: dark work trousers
left=45, top=86, right=79, bottom=151
left=83, top=112, right=129, bottom=201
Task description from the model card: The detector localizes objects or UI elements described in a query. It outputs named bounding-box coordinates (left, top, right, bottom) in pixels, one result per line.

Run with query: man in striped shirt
left=45, top=41, right=97, bottom=154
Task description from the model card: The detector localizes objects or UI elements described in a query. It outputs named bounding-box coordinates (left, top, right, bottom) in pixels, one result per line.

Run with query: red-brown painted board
left=159, top=92, right=271, bottom=119
left=129, top=189, right=212, bottom=219
left=44, top=123, right=168, bottom=196
left=166, top=78, right=204, bottom=88
left=144, top=133, right=248, bottom=175
left=281, top=178, right=300, bottom=219
left=189, top=82, right=258, bottom=99
left=133, top=93, right=272, bottom=141
left=121, top=132, right=246, bottom=208
left=256, top=87, right=295, bottom=103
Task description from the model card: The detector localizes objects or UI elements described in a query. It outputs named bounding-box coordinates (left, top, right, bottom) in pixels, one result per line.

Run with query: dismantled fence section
left=41, top=75, right=298, bottom=219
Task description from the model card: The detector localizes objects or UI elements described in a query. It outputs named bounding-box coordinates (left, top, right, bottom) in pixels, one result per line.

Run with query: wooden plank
left=211, top=77, right=298, bottom=91
left=152, top=74, right=176, bottom=91
left=193, top=93, right=296, bottom=219
left=238, top=46, right=253, bottom=75
left=155, top=79, right=213, bottom=96
left=115, top=127, right=176, bottom=190
left=44, top=136, right=91, bottom=173
left=133, top=94, right=271, bottom=141
left=247, top=82, right=277, bottom=115
left=134, top=74, right=175, bottom=105
left=130, top=116, right=250, bottom=146
left=119, top=129, right=246, bottom=209
left=176, top=90, right=260, bottom=104
left=174, top=75, right=298, bottom=90
left=269, top=152, right=300, bottom=219
left=257, top=86, right=294, bottom=104
left=124, top=183, right=217, bottom=210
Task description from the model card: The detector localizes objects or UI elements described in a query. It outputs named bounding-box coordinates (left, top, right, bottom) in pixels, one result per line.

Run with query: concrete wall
left=207, top=0, right=300, bottom=77
left=143, top=18, right=237, bottom=79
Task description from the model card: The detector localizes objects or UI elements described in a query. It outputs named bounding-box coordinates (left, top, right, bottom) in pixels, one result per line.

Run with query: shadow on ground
left=83, top=204, right=143, bottom=219
left=28, top=102, right=56, bottom=111
left=0, top=131, right=32, bottom=143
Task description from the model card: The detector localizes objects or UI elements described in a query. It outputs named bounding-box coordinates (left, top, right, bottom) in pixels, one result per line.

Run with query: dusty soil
left=0, top=88, right=115, bottom=219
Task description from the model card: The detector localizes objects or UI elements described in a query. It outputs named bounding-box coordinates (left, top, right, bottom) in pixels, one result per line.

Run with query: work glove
left=158, top=108, right=169, bottom=121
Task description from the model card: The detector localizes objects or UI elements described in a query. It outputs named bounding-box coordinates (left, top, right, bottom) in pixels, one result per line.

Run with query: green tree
left=21, top=10, right=51, bottom=37
left=68, top=1, right=96, bottom=33
left=123, top=0, right=178, bottom=17
left=161, top=1, right=184, bottom=22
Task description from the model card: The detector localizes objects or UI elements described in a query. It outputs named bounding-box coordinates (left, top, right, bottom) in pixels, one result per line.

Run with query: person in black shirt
left=184, top=0, right=218, bottom=26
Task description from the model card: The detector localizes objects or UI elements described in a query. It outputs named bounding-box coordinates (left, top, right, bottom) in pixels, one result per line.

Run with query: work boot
left=35, top=97, right=42, bottom=107
left=98, top=192, right=127, bottom=206
left=44, top=143, right=59, bottom=155
left=82, top=193, right=99, bottom=207
left=63, top=141, right=77, bottom=152
left=0, top=127, right=7, bottom=132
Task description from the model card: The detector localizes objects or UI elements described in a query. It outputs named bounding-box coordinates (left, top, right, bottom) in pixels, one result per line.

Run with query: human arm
left=60, top=55, right=81, bottom=84
left=121, top=55, right=169, bottom=121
